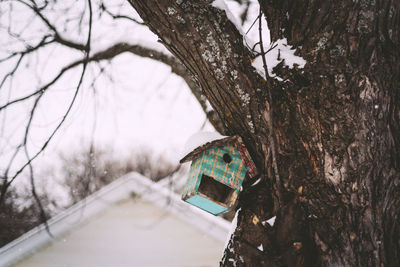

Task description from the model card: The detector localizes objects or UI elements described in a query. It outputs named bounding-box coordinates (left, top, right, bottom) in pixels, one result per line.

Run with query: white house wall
left=15, top=198, right=224, bottom=267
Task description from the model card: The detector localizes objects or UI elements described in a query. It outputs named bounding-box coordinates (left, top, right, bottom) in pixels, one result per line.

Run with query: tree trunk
left=127, top=0, right=399, bottom=266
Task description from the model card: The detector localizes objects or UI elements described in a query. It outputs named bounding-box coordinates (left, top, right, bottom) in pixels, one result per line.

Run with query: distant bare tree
left=58, top=146, right=178, bottom=204
left=0, top=185, right=41, bottom=247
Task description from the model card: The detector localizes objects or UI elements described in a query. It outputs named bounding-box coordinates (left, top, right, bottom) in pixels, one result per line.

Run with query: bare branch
left=0, top=36, right=55, bottom=94
left=0, top=35, right=53, bottom=64
left=0, top=145, right=21, bottom=204
left=0, top=54, right=23, bottom=90
left=0, top=59, right=82, bottom=111
left=13, top=0, right=87, bottom=51
left=24, top=145, right=53, bottom=237
left=53, top=35, right=86, bottom=51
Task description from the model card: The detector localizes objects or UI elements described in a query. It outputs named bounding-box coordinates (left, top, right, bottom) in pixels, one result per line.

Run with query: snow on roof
left=0, top=172, right=230, bottom=267
left=181, top=131, right=226, bottom=160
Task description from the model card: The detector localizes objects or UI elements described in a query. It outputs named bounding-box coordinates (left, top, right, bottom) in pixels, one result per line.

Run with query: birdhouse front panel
left=182, top=143, right=248, bottom=215
left=202, top=144, right=246, bottom=187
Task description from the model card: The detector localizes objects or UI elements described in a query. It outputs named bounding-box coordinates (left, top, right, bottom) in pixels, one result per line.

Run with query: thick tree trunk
left=127, top=0, right=399, bottom=266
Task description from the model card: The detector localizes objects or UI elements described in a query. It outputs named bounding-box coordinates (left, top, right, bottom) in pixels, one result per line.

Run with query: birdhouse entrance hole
left=198, top=174, right=235, bottom=205
left=223, top=153, right=232, bottom=163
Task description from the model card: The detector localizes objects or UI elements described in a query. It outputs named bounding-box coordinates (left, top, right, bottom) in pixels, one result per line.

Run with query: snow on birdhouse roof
left=181, top=131, right=227, bottom=159
left=180, top=134, right=258, bottom=179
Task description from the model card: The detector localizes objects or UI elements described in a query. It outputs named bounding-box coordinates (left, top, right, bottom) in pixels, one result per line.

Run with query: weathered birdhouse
left=180, top=134, right=257, bottom=215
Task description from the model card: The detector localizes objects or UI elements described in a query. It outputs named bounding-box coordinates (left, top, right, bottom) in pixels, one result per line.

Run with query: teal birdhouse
left=180, top=134, right=257, bottom=215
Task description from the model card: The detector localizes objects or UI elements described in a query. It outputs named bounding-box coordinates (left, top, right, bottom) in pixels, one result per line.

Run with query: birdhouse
left=180, top=134, right=257, bottom=215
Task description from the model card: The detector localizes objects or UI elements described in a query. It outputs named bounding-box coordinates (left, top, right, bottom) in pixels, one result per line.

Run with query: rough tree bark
left=127, top=0, right=399, bottom=266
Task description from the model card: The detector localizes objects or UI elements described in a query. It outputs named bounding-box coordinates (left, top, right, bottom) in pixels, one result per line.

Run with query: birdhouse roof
left=179, top=135, right=258, bottom=178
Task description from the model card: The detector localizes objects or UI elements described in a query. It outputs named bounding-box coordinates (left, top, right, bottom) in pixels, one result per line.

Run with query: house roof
left=0, top=172, right=231, bottom=267
left=179, top=135, right=258, bottom=178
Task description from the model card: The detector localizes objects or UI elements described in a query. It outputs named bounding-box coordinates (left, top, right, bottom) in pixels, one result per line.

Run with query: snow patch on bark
left=205, top=98, right=214, bottom=112
left=223, top=208, right=240, bottom=252
left=251, top=177, right=262, bottom=187
left=212, top=0, right=243, bottom=34
left=265, top=216, right=276, bottom=226
left=252, top=38, right=306, bottom=81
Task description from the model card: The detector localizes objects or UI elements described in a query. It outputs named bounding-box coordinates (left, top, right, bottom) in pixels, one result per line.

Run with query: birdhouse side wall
left=182, top=151, right=205, bottom=199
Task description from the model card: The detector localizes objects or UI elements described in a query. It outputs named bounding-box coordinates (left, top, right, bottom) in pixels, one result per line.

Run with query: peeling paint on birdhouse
left=180, top=135, right=257, bottom=215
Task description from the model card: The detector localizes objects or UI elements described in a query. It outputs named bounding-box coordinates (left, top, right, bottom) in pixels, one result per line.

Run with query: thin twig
left=0, top=145, right=21, bottom=204
left=245, top=13, right=261, bottom=35
left=0, top=35, right=53, bottom=64
left=0, top=54, right=23, bottom=90
left=24, top=145, right=54, bottom=237
left=101, top=3, right=145, bottom=25
left=0, top=59, right=81, bottom=111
